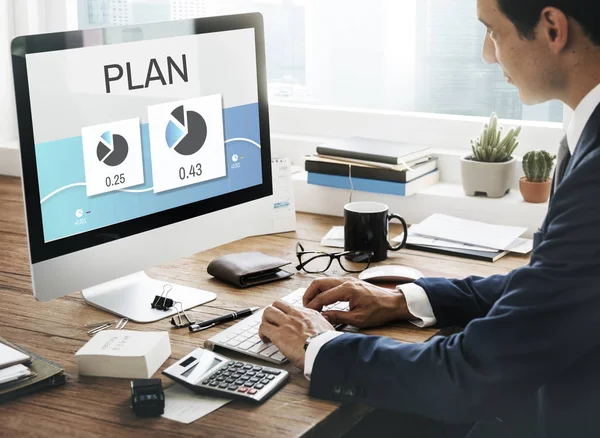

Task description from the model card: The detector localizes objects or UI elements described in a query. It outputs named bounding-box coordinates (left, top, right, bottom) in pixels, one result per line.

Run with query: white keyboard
left=204, top=288, right=349, bottom=364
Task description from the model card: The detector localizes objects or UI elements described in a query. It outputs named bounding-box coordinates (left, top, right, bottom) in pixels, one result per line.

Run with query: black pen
left=189, top=307, right=261, bottom=332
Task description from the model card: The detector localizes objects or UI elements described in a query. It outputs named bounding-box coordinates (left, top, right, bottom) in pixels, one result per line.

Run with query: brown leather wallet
left=207, top=252, right=294, bottom=288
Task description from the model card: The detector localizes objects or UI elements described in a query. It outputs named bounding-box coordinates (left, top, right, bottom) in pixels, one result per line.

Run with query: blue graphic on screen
left=97, top=131, right=129, bottom=166
left=165, top=105, right=209, bottom=156
left=35, top=103, right=263, bottom=242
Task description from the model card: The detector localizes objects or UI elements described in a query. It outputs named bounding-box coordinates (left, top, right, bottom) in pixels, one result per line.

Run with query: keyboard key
left=263, top=368, right=282, bottom=375
left=237, top=387, right=249, bottom=393
left=246, top=371, right=256, bottom=376
left=227, top=339, right=242, bottom=347
left=223, top=372, right=232, bottom=377
left=249, top=342, right=271, bottom=354
left=217, top=376, right=225, bottom=381
left=219, top=383, right=228, bottom=389
left=234, top=362, right=244, bottom=367
left=271, top=352, right=286, bottom=362
left=260, top=379, right=270, bottom=385
left=248, top=389, right=258, bottom=395
left=249, top=335, right=262, bottom=344
left=255, top=384, right=264, bottom=390
left=232, top=373, right=241, bottom=379
left=259, top=345, right=280, bottom=357
left=238, top=340, right=258, bottom=351
left=250, top=377, right=260, bottom=383
left=235, top=380, right=245, bottom=385
left=209, top=381, right=219, bottom=387
left=252, top=366, right=262, bottom=371
left=266, top=375, right=275, bottom=380
left=226, top=378, right=235, bottom=383
left=243, top=365, right=253, bottom=370
left=256, top=373, right=266, bottom=378
left=240, top=376, right=249, bottom=381
left=228, top=385, right=238, bottom=391
left=202, top=379, right=210, bottom=385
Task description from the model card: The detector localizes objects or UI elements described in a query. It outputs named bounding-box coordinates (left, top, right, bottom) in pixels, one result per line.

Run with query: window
left=0, top=0, right=78, bottom=146
left=77, top=0, right=563, bottom=123
left=0, top=1, right=17, bottom=145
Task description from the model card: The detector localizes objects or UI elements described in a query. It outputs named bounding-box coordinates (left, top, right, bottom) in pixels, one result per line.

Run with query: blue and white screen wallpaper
left=26, top=29, right=263, bottom=242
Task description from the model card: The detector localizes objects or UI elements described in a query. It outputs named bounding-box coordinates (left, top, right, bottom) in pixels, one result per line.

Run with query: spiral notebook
left=0, top=337, right=67, bottom=403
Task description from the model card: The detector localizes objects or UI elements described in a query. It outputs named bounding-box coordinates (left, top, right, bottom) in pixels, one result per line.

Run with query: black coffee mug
left=344, top=202, right=408, bottom=263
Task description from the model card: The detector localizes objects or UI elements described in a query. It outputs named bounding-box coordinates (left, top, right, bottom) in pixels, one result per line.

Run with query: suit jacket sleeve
left=309, top=150, right=600, bottom=422
left=414, top=274, right=512, bottom=328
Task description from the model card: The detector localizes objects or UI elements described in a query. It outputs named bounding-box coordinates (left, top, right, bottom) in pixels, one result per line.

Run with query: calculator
left=162, top=348, right=289, bottom=403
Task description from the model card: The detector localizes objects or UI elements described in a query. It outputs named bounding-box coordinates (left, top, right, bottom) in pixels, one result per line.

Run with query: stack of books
left=305, top=137, right=439, bottom=196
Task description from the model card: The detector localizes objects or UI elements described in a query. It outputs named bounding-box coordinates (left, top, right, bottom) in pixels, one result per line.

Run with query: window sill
left=292, top=172, right=547, bottom=238
left=0, top=141, right=20, bottom=177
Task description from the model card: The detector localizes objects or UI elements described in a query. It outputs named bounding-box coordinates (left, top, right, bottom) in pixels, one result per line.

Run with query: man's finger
left=321, top=310, right=355, bottom=326
left=271, top=300, right=294, bottom=315
left=303, top=278, right=350, bottom=306
left=305, top=283, right=352, bottom=311
left=262, top=305, right=287, bottom=326
left=258, top=320, right=277, bottom=343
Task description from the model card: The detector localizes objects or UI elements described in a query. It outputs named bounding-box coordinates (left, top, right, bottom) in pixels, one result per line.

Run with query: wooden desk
left=0, top=175, right=529, bottom=437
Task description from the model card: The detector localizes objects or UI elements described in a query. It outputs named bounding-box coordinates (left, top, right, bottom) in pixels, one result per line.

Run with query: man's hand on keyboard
left=258, top=301, right=335, bottom=370
left=303, top=278, right=411, bottom=329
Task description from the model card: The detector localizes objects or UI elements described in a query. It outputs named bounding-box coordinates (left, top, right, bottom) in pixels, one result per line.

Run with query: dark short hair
left=497, top=0, right=600, bottom=45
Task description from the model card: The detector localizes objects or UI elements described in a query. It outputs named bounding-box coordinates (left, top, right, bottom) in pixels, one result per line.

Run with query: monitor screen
left=25, top=27, right=264, bottom=243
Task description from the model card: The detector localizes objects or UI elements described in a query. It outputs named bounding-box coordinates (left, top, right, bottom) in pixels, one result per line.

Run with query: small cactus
left=523, top=150, right=556, bottom=183
left=470, top=113, right=521, bottom=162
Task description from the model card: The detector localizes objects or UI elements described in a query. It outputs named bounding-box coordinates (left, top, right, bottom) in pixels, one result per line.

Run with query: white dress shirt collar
left=567, top=83, right=600, bottom=154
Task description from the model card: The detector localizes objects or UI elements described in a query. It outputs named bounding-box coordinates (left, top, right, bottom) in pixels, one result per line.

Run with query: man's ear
left=540, top=7, right=569, bottom=54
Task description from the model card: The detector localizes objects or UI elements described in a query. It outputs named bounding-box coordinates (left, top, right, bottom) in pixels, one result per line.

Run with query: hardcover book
left=305, top=156, right=438, bottom=183
left=316, top=137, right=431, bottom=165
left=307, top=169, right=440, bottom=196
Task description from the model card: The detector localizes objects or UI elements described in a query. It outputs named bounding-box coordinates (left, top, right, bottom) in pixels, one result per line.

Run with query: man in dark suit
left=259, top=0, right=600, bottom=436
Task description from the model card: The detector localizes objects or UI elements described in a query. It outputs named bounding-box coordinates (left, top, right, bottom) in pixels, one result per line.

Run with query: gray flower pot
left=460, top=156, right=516, bottom=198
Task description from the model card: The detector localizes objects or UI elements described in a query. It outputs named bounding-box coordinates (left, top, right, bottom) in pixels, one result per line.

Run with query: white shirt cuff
left=304, top=331, right=344, bottom=380
left=397, top=283, right=437, bottom=328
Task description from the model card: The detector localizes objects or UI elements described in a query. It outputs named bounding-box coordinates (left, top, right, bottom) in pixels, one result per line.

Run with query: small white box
left=75, top=330, right=171, bottom=379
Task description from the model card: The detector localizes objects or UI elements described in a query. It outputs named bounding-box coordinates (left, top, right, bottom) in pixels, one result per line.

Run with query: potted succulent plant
left=461, top=113, right=522, bottom=198
left=520, top=150, right=556, bottom=203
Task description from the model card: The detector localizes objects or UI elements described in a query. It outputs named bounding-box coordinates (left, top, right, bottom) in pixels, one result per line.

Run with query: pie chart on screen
left=165, top=105, right=208, bottom=156
left=96, top=131, right=129, bottom=166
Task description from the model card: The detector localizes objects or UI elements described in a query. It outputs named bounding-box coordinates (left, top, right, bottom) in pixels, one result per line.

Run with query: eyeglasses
left=295, top=242, right=374, bottom=274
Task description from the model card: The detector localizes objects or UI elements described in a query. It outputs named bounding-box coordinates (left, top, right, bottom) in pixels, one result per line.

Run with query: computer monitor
left=11, top=14, right=273, bottom=322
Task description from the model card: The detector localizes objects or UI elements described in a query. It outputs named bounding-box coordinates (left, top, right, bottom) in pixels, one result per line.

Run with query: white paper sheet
left=393, top=231, right=534, bottom=255
left=162, top=384, right=231, bottom=425
left=393, top=233, right=497, bottom=252
left=0, top=364, right=31, bottom=385
left=504, top=237, right=534, bottom=254
left=321, top=226, right=345, bottom=248
left=408, top=214, right=527, bottom=251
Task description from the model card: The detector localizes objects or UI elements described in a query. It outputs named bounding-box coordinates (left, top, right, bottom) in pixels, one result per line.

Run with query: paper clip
left=87, top=322, right=113, bottom=335
left=170, top=302, right=195, bottom=328
left=85, top=320, right=114, bottom=328
left=115, top=318, right=129, bottom=330
left=151, top=284, right=174, bottom=311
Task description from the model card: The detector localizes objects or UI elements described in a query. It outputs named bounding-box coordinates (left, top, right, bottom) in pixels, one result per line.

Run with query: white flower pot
left=460, top=156, right=517, bottom=198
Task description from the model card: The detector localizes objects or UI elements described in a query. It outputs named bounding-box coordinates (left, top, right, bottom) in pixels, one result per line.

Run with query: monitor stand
left=81, top=271, right=216, bottom=323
